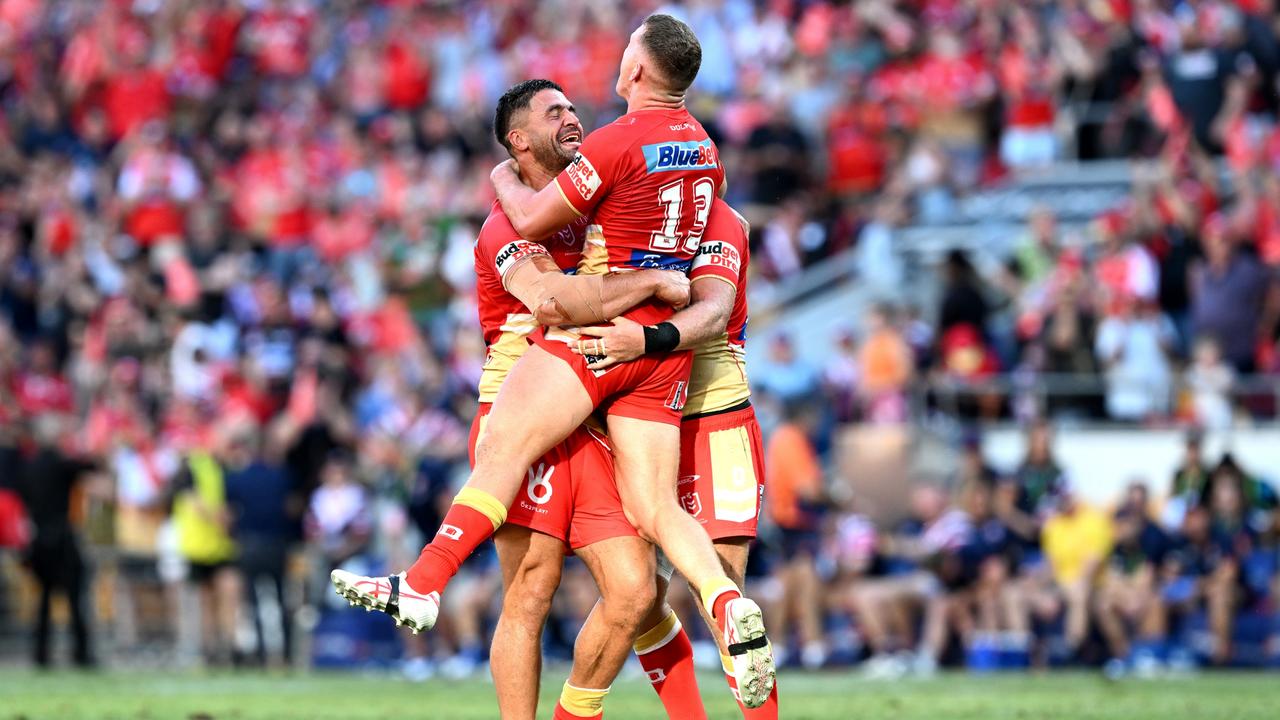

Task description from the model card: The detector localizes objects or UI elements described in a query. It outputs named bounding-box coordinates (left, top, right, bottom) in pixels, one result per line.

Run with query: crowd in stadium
left=0, top=0, right=1279, bottom=680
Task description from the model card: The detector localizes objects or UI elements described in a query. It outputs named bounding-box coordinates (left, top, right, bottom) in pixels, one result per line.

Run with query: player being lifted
left=333, top=13, right=775, bottom=711
left=571, top=198, right=778, bottom=719
left=336, top=78, right=688, bottom=719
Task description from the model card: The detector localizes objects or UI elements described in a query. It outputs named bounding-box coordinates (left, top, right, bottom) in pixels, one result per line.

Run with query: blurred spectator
left=849, top=485, right=970, bottom=678
left=962, top=479, right=1028, bottom=669
left=953, top=434, right=997, bottom=490
left=1185, top=337, right=1236, bottom=430
left=1095, top=483, right=1170, bottom=676
left=1163, top=430, right=1211, bottom=533
left=224, top=421, right=301, bottom=667
left=171, top=429, right=240, bottom=666
left=1039, top=479, right=1113, bottom=654
left=756, top=333, right=820, bottom=404
left=1165, top=505, right=1243, bottom=666
left=1190, top=215, right=1278, bottom=373
left=16, top=415, right=98, bottom=668
left=857, top=304, right=912, bottom=424
left=1012, top=208, right=1060, bottom=287
left=306, top=451, right=373, bottom=586
left=996, top=420, right=1064, bottom=559
left=746, top=111, right=809, bottom=205
left=822, top=329, right=860, bottom=424
left=1094, top=299, right=1176, bottom=421
left=764, top=401, right=827, bottom=670
left=938, top=251, right=990, bottom=338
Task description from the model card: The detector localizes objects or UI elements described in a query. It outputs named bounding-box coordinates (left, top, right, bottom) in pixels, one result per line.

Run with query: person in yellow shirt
left=1040, top=479, right=1113, bottom=654
left=171, top=430, right=240, bottom=666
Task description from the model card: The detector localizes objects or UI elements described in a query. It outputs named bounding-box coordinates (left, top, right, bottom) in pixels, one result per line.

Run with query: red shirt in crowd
left=102, top=66, right=170, bottom=141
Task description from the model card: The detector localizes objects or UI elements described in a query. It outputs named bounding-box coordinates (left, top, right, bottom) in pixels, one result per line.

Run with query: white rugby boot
left=723, top=597, right=776, bottom=708
left=330, top=570, right=440, bottom=634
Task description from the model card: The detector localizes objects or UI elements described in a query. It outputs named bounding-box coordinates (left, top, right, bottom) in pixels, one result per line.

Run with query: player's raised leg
left=692, top=540, right=777, bottom=717
left=607, top=414, right=775, bottom=708
left=553, top=535, right=658, bottom=719
left=491, top=526, right=565, bottom=720
left=333, top=345, right=592, bottom=631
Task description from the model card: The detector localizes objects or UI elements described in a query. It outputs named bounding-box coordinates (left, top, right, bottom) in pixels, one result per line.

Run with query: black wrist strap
left=643, top=322, right=681, bottom=354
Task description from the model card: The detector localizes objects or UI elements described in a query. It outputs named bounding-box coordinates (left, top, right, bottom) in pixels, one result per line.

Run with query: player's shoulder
left=691, top=199, right=747, bottom=280
left=584, top=108, right=704, bottom=149
left=578, top=112, right=656, bottom=159
left=478, top=200, right=521, bottom=247
left=477, top=200, right=550, bottom=276
left=707, top=199, right=748, bottom=247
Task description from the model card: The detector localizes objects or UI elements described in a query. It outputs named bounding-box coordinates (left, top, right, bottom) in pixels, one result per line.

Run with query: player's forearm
left=534, top=272, right=656, bottom=326
left=668, top=293, right=731, bottom=351
left=492, top=163, right=563, bottom=241
left=599, top=272, right=662, bottom=321
left=667, top=277, right=734, bottom=350
left=492, top=166, right=543, bottom=238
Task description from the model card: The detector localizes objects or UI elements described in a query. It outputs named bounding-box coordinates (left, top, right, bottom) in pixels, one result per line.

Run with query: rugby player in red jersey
left=488, top=16, right=773, bottom=712
left=335, top=79, right=691, bottom=719
left=572, top=198, right=778, bottom=718
left=336, top=14, right=774, bottom=714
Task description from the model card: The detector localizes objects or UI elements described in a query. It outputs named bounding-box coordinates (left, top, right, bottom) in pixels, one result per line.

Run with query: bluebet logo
left=642, top=140, right=717, bottom=173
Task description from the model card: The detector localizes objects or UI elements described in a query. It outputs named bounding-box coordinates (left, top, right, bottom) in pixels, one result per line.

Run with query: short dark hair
left=494, top=79, right=564, bottom=154
left=640, top=14, right=701, bottom=92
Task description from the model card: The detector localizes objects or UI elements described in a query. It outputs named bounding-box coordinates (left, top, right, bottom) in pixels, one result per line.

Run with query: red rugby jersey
left=474, top=200, right=587, bottom=402
left=553, top=107, right=724, bottom=326
left=684, top=198, right=750, bottom=416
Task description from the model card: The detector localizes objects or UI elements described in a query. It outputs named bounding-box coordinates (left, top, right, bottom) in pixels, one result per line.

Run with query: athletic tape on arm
left=528, top=271, right=607, bottom=325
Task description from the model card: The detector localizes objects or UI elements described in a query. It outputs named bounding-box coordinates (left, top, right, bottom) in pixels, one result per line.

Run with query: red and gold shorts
left=471, top=403, right=637, bottom=550
left=533, top=328, right=693, bottom=426
left=677, top=403, right=766, bottom=540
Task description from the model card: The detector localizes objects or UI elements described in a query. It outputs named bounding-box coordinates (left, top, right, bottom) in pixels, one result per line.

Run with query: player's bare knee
left=503, top=569, right=559, bottom=626
left=622, top=501, right=662, bottom=541
left=503, top=582, right=555, bottom=627
left=601, top=572, right=657, bottom=632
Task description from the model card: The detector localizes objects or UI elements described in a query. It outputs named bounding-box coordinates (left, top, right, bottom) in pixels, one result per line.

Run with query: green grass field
left=2, top=669, right=1278, bottom=719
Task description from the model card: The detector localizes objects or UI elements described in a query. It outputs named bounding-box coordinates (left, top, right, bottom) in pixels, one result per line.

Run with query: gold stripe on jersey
left=577, top=224, right=610, bottom=276
left=477, top=312, right=537, bottom=402
left=684, top=333, right=750, bottom=416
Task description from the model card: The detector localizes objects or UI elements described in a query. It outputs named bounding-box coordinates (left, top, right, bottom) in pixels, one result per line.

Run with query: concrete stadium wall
left=981, top=427, right=1280, bottom=506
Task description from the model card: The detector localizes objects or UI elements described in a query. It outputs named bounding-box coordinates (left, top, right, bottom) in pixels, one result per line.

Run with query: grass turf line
left=1, top=669, right=1278, bottom=719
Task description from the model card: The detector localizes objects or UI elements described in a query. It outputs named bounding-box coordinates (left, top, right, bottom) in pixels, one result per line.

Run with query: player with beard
left=335, top=14, right=775, bottom=714
left=334, top=79, right=692, bottom=719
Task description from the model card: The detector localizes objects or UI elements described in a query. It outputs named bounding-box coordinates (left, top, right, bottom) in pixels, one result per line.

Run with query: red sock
left=404, top=500, right=500, bottom=594
left=635, top=619, right=707, bottom=720
left=711, top=588, right=742, bottom=635
left=725, top=670, right=778, bottom=719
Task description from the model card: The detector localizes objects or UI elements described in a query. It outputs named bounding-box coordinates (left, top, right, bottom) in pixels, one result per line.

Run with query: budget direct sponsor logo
left=565, top=152, right=601, bottom=200
left=692, top=240, right=741, bottom=275
left=642, top=139, right=717, bottom=174
left=494, top=240, right=548, bottom=277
